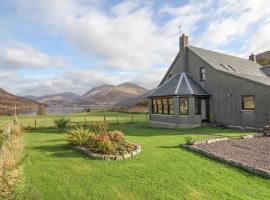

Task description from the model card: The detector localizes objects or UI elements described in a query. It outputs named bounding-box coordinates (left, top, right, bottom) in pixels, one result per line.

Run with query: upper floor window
left=200, top=67, right=206, bottom=81
left=242, top=95, right=255, bottom=110
left=179, top=97, right=189, bottom=115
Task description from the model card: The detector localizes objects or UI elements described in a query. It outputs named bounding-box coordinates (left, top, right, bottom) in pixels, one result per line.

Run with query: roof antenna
left=178, top=24, right=182, bottom=36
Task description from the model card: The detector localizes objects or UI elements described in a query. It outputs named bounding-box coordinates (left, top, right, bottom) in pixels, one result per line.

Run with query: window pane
left=195, top=98, right=201, bottom=115
left=168, top=98, right=173, bottom=114
left=180, top=98, right=189, bottom=115
left=242, top=96, right=255, bottom=110
left=200, top=67, right=206, bottom=81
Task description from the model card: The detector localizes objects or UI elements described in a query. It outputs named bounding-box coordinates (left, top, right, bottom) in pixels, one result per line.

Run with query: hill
left=0, top=88, right=40, bottom=115
left=25, top=92, right=80, bottom=105
left=78, top=82, right=148, bottom=106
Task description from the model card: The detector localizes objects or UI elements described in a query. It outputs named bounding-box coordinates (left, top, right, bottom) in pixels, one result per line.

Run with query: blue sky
left=0, top=0, right=270, bottom=96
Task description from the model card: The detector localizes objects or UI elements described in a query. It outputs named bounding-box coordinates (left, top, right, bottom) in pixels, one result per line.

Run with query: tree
left=36, top=105, right=46, bottom=115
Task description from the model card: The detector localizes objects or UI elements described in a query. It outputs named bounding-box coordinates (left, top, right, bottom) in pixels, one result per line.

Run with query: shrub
left=10, top=123, right=23, bottom=136
left=66, top=126, right=93, bottom=146
left=0, top=131, right=8, bottom=149
left=89, top=134, right=116, bottom=154
left=90, top=121, right=109, bottom=134
left=107, top=130, right=124, bottom=142
left=185, top=136, right=195, bottom=145
left=36, top=106, right=46, bottom=115
left=54, top=118, right=70, bottom=130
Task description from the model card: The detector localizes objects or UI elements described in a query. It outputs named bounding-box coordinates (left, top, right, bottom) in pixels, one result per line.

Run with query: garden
left=1, top=112, right=270, bottom=200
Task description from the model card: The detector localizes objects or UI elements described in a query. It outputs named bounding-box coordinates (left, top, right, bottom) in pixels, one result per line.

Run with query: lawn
left=11, top=123, right=270, bottom=200
left=0, top=111, right=148, bottom=128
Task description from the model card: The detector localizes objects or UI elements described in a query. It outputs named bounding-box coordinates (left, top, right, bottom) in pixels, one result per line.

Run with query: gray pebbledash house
left=148, top=34, right=270, bottom=131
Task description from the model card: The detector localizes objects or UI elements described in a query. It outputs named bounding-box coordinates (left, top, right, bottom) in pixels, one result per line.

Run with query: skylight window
left=220, top=64, right=237, bottom=72
left=227, top=65, right=237, bottom=71
left=220, top=64, right=229, bottom=71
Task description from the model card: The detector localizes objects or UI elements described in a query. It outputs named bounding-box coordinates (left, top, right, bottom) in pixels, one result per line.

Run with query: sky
left=1, top=0, right=270, bottom=96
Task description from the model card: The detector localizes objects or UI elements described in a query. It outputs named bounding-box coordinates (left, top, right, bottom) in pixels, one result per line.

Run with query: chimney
left=249, top=53, right=256, bottom=62
left=179, top=34, right=188, bottom=52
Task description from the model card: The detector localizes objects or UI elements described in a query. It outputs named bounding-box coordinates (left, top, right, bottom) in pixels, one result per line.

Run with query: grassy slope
left=15, top=123, right=270, bottom=200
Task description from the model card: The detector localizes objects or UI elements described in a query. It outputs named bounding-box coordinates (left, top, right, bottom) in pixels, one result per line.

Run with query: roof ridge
left=188, top=45, right=259, bottom=65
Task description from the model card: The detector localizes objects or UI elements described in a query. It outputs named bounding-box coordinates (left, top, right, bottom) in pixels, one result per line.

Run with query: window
left=168, top=98, right=173, bottom=115
left=157, top=99, right=162, bottom=114
left=200, top=67, right=206, bottom=81
left=162, top=99, right=168, bottom=114
left=152, top=98, right=173, bottom=115
left=195, top=98, right=201, bottom=115
left=179, top=98, right=189, bottom=115
left=242, top=95, right=255, bottom=110
left=152, top=99, right=157, bottom=114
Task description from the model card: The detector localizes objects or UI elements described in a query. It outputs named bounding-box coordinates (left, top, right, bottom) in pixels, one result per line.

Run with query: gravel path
left=196, top=137, right=270, bottom=171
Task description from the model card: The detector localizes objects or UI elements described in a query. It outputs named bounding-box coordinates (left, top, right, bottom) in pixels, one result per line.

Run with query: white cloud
left=0, top=42, right=67, bottom=69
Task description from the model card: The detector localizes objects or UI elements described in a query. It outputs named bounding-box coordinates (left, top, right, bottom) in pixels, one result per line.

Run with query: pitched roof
left=188, top=46, right=270, bottom=87
left=148, top=72, right=210, bottom=97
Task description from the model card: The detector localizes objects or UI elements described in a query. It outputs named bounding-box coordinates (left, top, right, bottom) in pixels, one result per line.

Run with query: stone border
left=180, top=135, right=270, bottom=178
left=71, top=142, right=141, bottom=160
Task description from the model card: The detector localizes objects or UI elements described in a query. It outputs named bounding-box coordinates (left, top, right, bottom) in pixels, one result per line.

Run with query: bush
left=54, top=118, right=70, bottom=130
left=36, top=106, right=46, bottom=115
left=10, top=123, right=23, bottom=136
left=89, top=134, right=116, bottom=154
left=107, top=130, right=124, bottom=142
left=185, top=136, right=195, bottom=145
left=66, top=126, right=93, bottom=146
left=90, top=121, right=109, bottom=134
left=0, top=131, right=8, bottom=149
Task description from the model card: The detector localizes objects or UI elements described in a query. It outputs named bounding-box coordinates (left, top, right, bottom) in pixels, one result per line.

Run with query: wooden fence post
left=84, top=116, right=87, bottom=126
left=131, top=115, right=134, bottom=123
left=104, top=116, right=106, bottom=122
left=145, top=114, right=148, bottom=124
left=34, top=119, right=37, bottom=129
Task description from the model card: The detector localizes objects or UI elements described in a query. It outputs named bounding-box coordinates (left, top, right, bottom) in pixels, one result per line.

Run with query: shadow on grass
left=158, top=145, right=180, bottom=149
left=27, top=144, right=86, bottom=158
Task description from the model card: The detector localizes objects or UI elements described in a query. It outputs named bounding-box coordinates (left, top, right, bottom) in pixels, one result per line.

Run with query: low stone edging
left=180, top=135, right=270, bottom=178
left=71, top=143, right=141, bottom=160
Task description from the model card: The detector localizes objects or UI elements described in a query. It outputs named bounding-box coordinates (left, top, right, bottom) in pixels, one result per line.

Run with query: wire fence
left=0, top=113, right=149, bottom=129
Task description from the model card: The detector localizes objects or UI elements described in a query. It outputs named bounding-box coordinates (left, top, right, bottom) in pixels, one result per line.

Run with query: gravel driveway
left=196, top=137, right=270, bottom=171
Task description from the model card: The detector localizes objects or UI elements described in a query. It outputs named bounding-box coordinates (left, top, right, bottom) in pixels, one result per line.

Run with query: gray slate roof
left=188, top=46, right=270, bottom=87
left=149, top=72, right=210, bottom=97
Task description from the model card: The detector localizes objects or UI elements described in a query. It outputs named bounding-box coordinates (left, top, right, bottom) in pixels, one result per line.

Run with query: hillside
left=257, top=51, right=270, bottom=67
left=115, top=90, right=152, bottom=112
left=0, top=88, right=40, bottom=115
left=78, top=82, right=148, bottom=106
left=25, top=92, right=80, bottom=105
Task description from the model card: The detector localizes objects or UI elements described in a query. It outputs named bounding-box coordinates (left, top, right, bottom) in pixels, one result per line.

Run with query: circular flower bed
left=66, top=123, right=141, bottom=160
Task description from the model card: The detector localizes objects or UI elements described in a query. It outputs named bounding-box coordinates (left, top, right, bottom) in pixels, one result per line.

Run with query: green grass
left=0, top=111, right=148, bottom=128
left=12, top=123, right=270, bottom=200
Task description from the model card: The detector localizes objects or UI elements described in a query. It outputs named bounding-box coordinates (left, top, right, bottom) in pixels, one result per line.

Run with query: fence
left=0, top=113, right=149, bottom=129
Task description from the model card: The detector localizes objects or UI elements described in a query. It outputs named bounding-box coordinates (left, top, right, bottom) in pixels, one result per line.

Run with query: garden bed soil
left=72, top=142, right=141, bottom=160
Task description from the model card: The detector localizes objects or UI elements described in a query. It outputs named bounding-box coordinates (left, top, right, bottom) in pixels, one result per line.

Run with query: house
left=148, top=34, right=270, bottom=130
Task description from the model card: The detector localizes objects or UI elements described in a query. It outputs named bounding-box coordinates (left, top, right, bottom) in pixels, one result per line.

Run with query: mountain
left=0, top=88, right=40, bottom=115
left=114, top=90, right=153, bottom=113
left=78, top=82, right=148, bottom=105
left=25, top=92, right=80, bottom=105
left=257, top=51, right=270, bottom=67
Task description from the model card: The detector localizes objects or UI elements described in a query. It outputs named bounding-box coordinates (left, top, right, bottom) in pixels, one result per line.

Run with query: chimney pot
left=249, top=53, right=256, bottom=62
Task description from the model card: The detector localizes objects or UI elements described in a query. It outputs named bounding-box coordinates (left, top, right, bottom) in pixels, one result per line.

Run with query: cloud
left=1, top=0, right=270, bottom=96
left=197, top=0, right=270, bottom=49
left=0, top=42, right=67, bottom=69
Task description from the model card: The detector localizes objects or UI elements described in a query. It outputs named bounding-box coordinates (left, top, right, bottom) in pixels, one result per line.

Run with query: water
left=20, top=105, right=113, bottom=116
left=20, top=106, right=86, bottom=116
